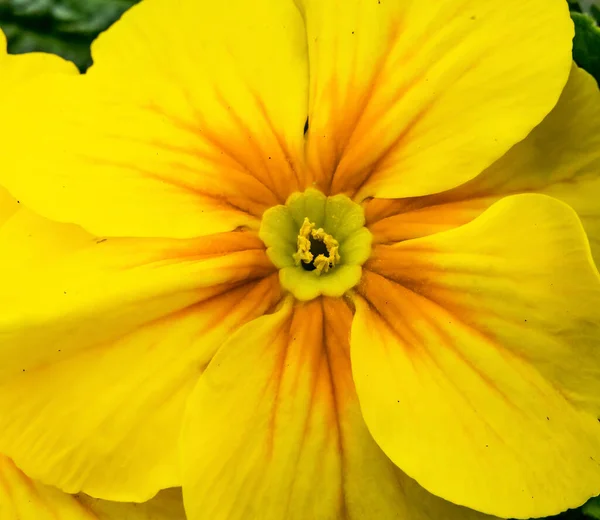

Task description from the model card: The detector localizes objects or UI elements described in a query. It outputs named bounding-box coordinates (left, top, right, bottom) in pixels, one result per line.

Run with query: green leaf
left=584, top=496, right=600, bottom=519
left=571, top=11, right=600, bottom=84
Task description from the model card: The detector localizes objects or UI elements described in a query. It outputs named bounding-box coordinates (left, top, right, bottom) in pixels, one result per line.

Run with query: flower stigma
left=259, top=188, right=372, bottom=301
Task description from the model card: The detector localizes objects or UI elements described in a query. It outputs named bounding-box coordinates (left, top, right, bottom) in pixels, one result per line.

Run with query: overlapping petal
left=0, top=455, right=96, bottom=520
left=297, top=0, right=573, bottom=199
left=78, top=488, right=186, bottom=520
left=366, top=65, right=600, bottom=266
left=0, top=0, right=309, bottom=238
left=0, top=455, right=185, bottom=520
left=181, top=297, right=496, bottom=520
left=0, top=186, right=19, bottom=228
left=0, top=202, right=279, bottom=500
left=0, top=34, right=73, bottom=224
left=0, top=207, right=274, bottom=375
left=355, top=194, right=600, bottom=518
left=0, top=29, right=76, bottom=229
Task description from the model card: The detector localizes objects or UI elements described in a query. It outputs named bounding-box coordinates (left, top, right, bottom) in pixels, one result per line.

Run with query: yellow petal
left=0, top=27, right=78, bottom=88
left=474, top=65, right=600, bottom=266
left=0, top=455, right=96, bottom=520
left=365, top=195, right=494, bottom=244
left=181, top=296, right=496, bottom=520
left=181, top=297, right=343, bottom=520
left=0, top=30, right=76, bottom=227
left=0, top=30, right=79, bottom=204
left=0, top=454, right=185, bottom=520
left=0, top=207, right=274, bottom=375
left=1, top=51, right=77, bottom=83
left=0, top=207, right=279, bottom=500
left=0, top=0, right=308, bottom=238
left=367, top=65, right=600, bottom=268
left=78, top=488, right=186, bottom=520
left=355, top=194, right=600, bottom=518
left=0, top=186, right=19, bottom=228
left=0, top=278, right=280, bottom=501
left=298, top=0, right=573, bottom=199
left=0, top=206, right=94, bottom=278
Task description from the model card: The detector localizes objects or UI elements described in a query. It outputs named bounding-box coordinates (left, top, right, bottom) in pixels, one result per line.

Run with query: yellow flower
left=0, top=0, right=598, bottom=519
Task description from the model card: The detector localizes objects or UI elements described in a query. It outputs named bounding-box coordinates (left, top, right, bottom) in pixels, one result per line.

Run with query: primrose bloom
left=1, top=0, right=600, bottom=519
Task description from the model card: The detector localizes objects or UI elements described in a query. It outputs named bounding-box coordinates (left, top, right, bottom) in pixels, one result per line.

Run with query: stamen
left=292, top=218, right=314, bottom=266
left=292, top=217, right=341, bottom=275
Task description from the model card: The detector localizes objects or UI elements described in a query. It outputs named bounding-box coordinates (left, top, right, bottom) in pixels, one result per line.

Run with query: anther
left=292, top=217, right=340, bottom=275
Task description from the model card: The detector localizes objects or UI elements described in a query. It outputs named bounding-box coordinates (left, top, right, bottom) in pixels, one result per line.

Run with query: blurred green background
left=0, top=0, right=600, bottom=519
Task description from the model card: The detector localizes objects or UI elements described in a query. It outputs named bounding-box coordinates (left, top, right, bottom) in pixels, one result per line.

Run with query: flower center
left=293, top=218, right=341, bottom=274
left=259, top=189, right=372, bottom=301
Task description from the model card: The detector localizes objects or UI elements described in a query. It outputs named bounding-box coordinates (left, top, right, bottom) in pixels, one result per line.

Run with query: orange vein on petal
left=0, top=0, right=310, bottom=237
left=297, top=0, right=572, bottom=199
left=355, top=194, right=600, bottom=518
left=181, top=294, right=499, bottom=520
left=181, top=298, right=345, bottom=520
left=366, top=197, right=495, bottom=244
left=0, top=199, right=280, bottom=500
left=365, top=65, right=600, bottom=268
left=0, top=274, right=282, bottom=502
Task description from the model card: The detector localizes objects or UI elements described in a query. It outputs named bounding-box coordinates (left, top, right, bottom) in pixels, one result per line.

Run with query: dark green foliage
left=0, top=0, right=139, bottom=70
left=569, top=1, right=600, bottom=83
left=570, top=0, right=585, bottom=13
left=571, top=11, right=600, bottom=84
left=553, top=507, right=588, bottom=520
left=584, top=496, right=600, bottom=519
